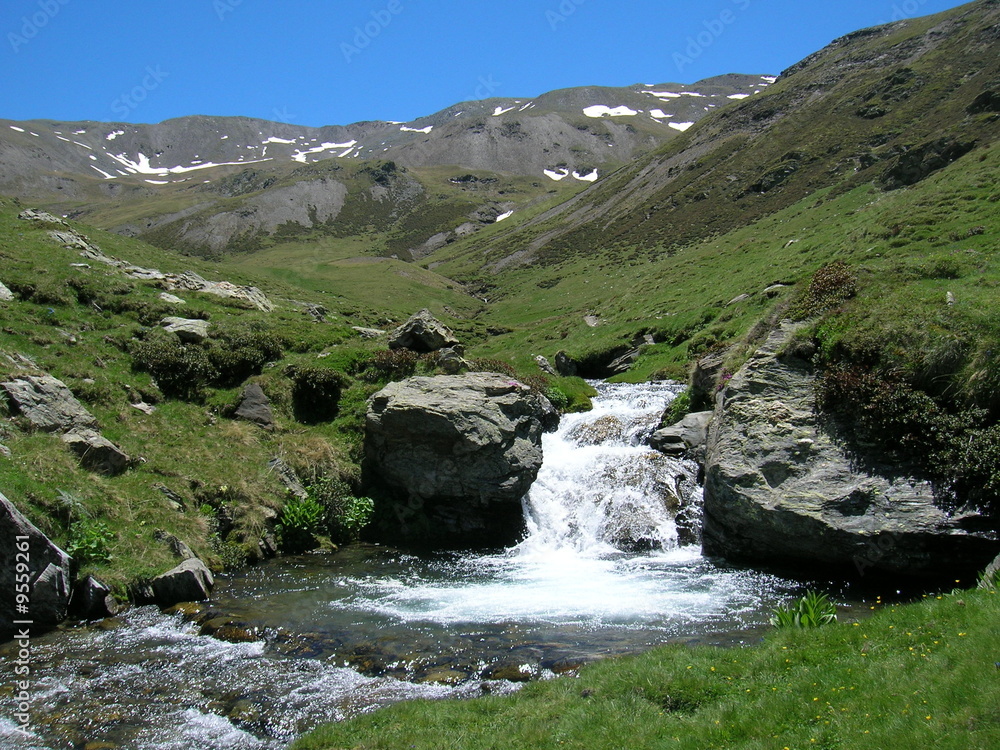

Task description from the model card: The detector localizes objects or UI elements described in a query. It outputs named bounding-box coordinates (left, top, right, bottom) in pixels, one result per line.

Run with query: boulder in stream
left=150, top=558, right=215, bottom=607
left=364, top=373, right=557, bottom=547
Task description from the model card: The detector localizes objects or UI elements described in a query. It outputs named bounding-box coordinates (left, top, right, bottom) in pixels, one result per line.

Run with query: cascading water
left=1, top=381, right=810, bottom=750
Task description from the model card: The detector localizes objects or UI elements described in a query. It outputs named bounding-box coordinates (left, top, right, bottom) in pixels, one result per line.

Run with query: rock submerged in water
left=364, top=373, right=557, bottom=547
left=702, top=322, right=1000, bottom=577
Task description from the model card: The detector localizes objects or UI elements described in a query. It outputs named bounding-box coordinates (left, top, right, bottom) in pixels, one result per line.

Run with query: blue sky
left=1, top=0, right=968, bottom=127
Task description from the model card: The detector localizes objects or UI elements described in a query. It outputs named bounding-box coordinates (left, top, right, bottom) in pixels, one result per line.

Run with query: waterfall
left=517, top=381, right=699, bottom=559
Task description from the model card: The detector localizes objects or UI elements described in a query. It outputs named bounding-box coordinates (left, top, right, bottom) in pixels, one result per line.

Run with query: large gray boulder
left=364, top=373, right=556, bottom=546
left=1, top=492, right=72, bottom=638
left=1, top=375, right=98, bottom=433
left=650, top=411, right=713, bottom=459
left=234, top=383, right=275, bottom=430
left=161, top=316, right=210, bottom=343
left=387, top=309, right=459, bottom=353
left=703, top=322, right=999, bottom=577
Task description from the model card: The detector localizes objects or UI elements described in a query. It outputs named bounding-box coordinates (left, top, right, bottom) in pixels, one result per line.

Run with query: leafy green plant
left=663, top=389, right=691, bottom=425
left=65, top=519, right=114, bottom=566
left=275, top=495, right=325, bottom=553
left=769, top=590, right=838, bottom=628
left=333, top=494, right=374, bottom=542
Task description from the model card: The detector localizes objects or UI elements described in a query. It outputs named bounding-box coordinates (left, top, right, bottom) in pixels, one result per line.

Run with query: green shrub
left=357, top=348, right=424, bottom=383
left=664, top=389, right=692, bottom=425
left=65, top=519, right=114, bottom=566
left=286, top=365, right=348, bottom=423
left=769, top=591, right=837, bottom=628
left=130, top=330, right=217, bottom=400
left=305, top=475, right=374, bottom=543
left=544, top=385, right=572, bottom=411
left=208, top=324, right=284, bottom=386
left=791, top=261, right=857, bottom=319
left=275, top=495, right=325, bottom=553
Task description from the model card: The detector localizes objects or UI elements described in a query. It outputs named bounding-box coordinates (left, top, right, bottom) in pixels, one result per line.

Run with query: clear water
left=0, top=381, right=817, bottom=749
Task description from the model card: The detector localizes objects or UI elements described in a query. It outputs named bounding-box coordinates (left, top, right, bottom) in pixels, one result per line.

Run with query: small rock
left=161, top=317, right=210, bottom=344
left=352, top=326, right=387, bottom=339
left=388, top=309, right=459, bottom=353
left=69, top=575, right=119, bottom=620
left=534, top=355, right=557, bottom=376
left=0, top=281, right=14, bottom=302
left=234, top=383, right=275, bottom=430
left=947, top=291, right=956, bottom=306
left=728, top=293, right=751, bottom=306
left=268, top=457, right=308, bottom=499
left=437, top=347, right=468, bottom=375
left=159, top=293, right=185, bottom=305
left=153, top=530, right=197, bottom=560
left=18, top=208, right=67, bottom=226
left=150, top=558, right=214, bottom=607
left=554, top=351, right=577, bottom=377
left=61, top=429, right=130, bottom=476
left=131, top=402, right=156, bottom=415
left=584, top=315, right=600, bottom=328
left=764, top=284, right=788, bottom=297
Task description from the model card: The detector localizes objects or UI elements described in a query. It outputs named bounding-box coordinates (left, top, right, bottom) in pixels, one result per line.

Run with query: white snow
left=73, top=129, right=86, bottom=135
left=492, top=105, right=516, bottom=117
left=106, top=130, right=125, bottom=141
left=544, top=168, right=570, bottom=181
left=668, top=122, right=695, bottom=132
left=107, top=152, right=273, bottom=175
left=643, top=90, right=682, bottom=99
left=9, top=126, right=25, bottom=132
left=338, top=147, right=355, bottom=158
left=495, top=210, right=514, bottom=222
left=145, top=180, right=170, bottom=185
left=762, top=75, right=778, bottom=83
left=57, top=136, right=71, bottom=143
left=573, top=169, right=598, bottom=182
left=649, top=109, right=672, bottom=119
left=89, top=165, right=116, bottom=180
left=680, top=92, right=706, bottom=97
left=583, top=105, right=639, bottom=118
left=30, top=132, right=39, bottom=137
left=73, top=141, right=91, bottom=149
left=400, top=125, right=433, bottom=134
left=88, top=154, right=97, bottom=160
left=221, top=135, right=229, bottom=139
left=290, top=140, right=357, bottom=163
left=263, top=136, right=297, bottom=144
left=728, top=93, right=751, bottom=99
left=519, top=102, right=534, bottom=112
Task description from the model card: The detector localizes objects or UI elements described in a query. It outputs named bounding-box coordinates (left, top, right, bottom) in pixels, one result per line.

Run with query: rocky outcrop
left=1, top=492, right=72, bottom=638
left=1, top=375, right=98, bottom=433
left=703, top=322, right=1000, bottom=577
left=387, top=309, right=459, bottom=353
left=364, top=373, right=557, bottom=546
left=0, top=281, right=14, bottom=302
left=2, top=375, right=131, bottom=475
left=150, top=558, right=215, bottom=607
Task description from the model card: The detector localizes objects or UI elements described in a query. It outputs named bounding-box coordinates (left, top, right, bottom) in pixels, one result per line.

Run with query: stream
left=1, top=381, right=843, bottom=749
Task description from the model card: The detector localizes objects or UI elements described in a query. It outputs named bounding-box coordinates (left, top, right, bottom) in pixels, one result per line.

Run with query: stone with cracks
left=703, top=322, right=1000, bottom=577
left=234, top=383, right=275, bottom=430
left=1, top=375, right=98, bottom=433
left=364, top=373, right=557, bottom=547
left=387, top=309, right=459, bottom=353
left=161, top=317, right=210, bottom=344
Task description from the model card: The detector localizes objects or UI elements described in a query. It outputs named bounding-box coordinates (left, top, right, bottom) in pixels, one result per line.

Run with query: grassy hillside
left=0, top=197, right=594, bottom=594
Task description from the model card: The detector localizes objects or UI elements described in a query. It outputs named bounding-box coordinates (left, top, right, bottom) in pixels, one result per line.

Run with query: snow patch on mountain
left=668, top=122, right=694, bottom=132
left=544, top=168, right=570, bottom=181
left=495, top=210, right=514, bottom=222
left=573, top=169, right=598, bottom=182
left=583, top=105, right=639, bottom=118
left=291, top=140, right=358, bottom=163
left=400, top=125, right=433, bottom=134
left=492, top=106, right=516, bottom=117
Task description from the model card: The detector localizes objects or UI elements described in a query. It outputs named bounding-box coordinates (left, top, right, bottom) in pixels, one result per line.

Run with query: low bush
left=130, top=330, right=217, bottom=400
left=275, top=495, right=325, bottom=553
left=286, top=365, right=348, bottom=423
left=208, top=323, right=284, bottom=386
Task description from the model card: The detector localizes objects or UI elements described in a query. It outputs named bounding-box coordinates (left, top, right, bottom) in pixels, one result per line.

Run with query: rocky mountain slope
left=0, top=75, right=768, bottom=259
left=438, top=1, right=999, bottom=271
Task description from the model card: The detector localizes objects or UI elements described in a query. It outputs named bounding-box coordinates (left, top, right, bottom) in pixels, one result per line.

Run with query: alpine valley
left=1, top=1, right=1000, bottom=748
